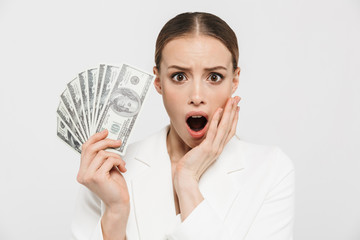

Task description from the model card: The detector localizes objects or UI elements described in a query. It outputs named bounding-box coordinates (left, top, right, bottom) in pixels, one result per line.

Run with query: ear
left=231, top=67, right=240, bottom=94
left=153, top=66, right=162, bottom=95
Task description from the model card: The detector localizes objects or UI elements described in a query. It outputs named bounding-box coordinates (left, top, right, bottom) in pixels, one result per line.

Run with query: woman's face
left=154, top=35, right=240, bottom=148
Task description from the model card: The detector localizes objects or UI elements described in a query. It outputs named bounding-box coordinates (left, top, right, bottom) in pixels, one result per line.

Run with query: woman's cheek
left=162, top=91, right=180, bottom=119
left=210, top=88, right=230, bottom=109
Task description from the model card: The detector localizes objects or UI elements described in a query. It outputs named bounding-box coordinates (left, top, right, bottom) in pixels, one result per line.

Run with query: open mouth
left=186, top=115, right=208, bottom=132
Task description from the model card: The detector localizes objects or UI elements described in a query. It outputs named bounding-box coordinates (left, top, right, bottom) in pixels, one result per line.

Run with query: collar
left=133, top=125, right=245, bottom=174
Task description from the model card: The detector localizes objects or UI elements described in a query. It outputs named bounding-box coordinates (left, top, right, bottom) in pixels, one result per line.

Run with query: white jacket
left=71, top=126, right=295, bottom=240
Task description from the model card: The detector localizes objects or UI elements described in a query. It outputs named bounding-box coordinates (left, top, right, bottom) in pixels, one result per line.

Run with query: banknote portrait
left=110, top=87, right=141, bottom=117
left=130, top=75, right=140, bottom=85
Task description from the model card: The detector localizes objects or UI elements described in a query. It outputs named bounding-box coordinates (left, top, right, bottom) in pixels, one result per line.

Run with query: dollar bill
left=93, top=64, right=105, bottom=128
left=60, top=88, right=86, bottom=141
left=57, top=99, right=86, bottom=143
left=78, top=71, right=91, bottom=136
left=57, top=116, right=82, bottom=153
left=94, top=64, right=120, bottom=130
left=67, top=77, right=89, bottom=139
left=96, top=64, right=154, bottom=155
left=86, top=68, right=98, bottom=135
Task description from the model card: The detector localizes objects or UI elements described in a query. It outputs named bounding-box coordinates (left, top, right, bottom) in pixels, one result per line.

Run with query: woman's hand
left=77, top=129, right=130, bottom=214
left=173, top=96, right=240, bottom=221
left=174, top=96, right=241, bottom=183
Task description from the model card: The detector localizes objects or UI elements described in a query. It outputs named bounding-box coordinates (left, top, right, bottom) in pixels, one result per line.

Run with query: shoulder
left=122, top=126, right=168, bottom=161
left=240, top=138, right=293, bottom=170
left=227, top=136, right=295, bottom=182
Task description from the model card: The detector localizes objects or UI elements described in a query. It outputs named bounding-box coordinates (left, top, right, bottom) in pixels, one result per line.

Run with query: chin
left=170, top=121, right=208, bottom=149
left=184, top=133, right=207, bottom=149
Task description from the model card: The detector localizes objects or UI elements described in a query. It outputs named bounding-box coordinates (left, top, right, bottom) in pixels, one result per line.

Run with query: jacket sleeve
left=70, top=185, right=104, bottom=240
left=243, top=170, right=295, bottom=240
left=166, top=149, right=295, bottom=240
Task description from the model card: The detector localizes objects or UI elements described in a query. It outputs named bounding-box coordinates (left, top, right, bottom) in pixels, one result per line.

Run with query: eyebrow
left=167, top=65, right=227, bottom=71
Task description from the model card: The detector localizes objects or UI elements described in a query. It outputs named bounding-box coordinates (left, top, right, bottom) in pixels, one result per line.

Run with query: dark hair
left=155, top=12, right=239, bottom=71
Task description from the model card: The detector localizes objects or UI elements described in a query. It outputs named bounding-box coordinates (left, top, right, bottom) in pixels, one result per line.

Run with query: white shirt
left=71, top=126, right=295, bottom=240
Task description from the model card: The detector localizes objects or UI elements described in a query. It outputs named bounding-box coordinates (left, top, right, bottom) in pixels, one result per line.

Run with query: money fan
left=57, top=64, right=154, bottom=155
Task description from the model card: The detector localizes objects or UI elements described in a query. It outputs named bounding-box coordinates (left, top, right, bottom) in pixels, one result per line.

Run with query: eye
left=208, top=73, right=224, bottom=83
left=171, top=72, right=187, bottom=82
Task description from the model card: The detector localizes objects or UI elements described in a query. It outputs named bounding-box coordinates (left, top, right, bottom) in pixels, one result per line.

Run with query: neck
left=166, top=124, right=192, bottom=163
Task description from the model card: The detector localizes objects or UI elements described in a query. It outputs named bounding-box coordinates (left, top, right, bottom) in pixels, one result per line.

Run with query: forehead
left=161, top=35, right=232, bottom=69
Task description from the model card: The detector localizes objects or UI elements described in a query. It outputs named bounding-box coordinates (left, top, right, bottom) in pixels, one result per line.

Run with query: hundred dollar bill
left=97, top=64, right=154, bottom=155
left=57, top=116, right=82, bottom=153
left=93, top=64, right=105, bottom=128
left=78, top=71, right=90, bottom=136
left=60, top=88, right=86, bottom=141
left=57, top=99, right=86, bottom=143
left=94, top=64, right=120, bottom=130
left=68, top=77, right=89, bottom=139
left=87, top=67, right=98, bottom=135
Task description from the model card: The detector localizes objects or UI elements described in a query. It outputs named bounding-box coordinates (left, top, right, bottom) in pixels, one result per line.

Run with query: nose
left=188, top=79, right=205, bottom=106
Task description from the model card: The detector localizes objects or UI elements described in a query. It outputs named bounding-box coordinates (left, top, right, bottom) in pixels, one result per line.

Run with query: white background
left=0, top=0, right=359, bottom=239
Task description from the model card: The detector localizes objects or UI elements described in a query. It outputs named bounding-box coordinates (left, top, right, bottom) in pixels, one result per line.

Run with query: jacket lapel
left=198, top=135, right=246, bottom=220
left=129, top=127, right=246, bottom=238
left=129, top=127, right=177, bottom=239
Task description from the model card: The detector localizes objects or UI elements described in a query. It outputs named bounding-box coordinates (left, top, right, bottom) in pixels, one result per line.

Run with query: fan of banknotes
left=57, top=64, right=154, bottom=155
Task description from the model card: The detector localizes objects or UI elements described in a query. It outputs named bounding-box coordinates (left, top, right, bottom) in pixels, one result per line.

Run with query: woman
left=71, top=12, right=295, bottom=240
